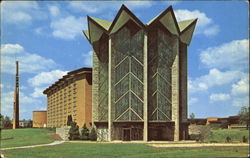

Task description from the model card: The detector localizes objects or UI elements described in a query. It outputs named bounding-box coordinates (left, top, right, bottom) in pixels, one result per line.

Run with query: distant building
left=83, top=5, right=197, bottom=141
left=33, top=111, right=47, bottom=127
left=19, top=120, right=32, bottom=128
left=43, top=68, right=92, bottom=128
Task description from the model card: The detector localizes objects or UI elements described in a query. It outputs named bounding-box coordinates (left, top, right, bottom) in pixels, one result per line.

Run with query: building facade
left=33, top=111, right=47, bottom=127
left=83, top=5, right=197, bottom=141
left=43, top=68, right=92, bottom=128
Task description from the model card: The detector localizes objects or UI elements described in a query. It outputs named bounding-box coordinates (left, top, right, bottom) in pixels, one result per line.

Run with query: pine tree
left=89, top=127, right=97, bottom=141
left=68, top=122, right=80, bottom=140
left=80, top=123, right=89, bottom=140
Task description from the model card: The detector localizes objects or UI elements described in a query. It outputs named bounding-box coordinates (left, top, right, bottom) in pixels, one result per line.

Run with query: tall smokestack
left=13, top=61, right=19, bottom=129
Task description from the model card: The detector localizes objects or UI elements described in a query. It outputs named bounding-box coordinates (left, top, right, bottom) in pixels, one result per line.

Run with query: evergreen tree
left=238, top=106, right=249, bottom=128
left=4, top=116, right=12, bottom=129
left=80, top=123, right=89, bottom=140
left=68, top=122, right=80, bottom=140
left=89, top=127, right=97, bottom=141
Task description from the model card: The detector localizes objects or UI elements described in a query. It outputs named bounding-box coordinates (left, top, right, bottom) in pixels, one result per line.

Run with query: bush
left=242, top=136, right=247, bottom=143
left=89, top=127, right=97, bottom=141
left=225, top=136, right=232, bottom=143
left=199, top=126, right=212, bottom=142
left=80, top=123, right=89, bottom=140
left=68, top=122, right=80, bottom=140
left=189, top=134, right=201, bottom=141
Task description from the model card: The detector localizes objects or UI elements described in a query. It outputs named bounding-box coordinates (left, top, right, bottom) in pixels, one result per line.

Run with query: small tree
left=4, top=116, right=12, bottom=129
left=80, top=123, right=89, bottom=140
left=67, top=115, right=73, bottom=126
left=68, top=122, right=80, bottom=140
left=190, top=113, right=195, bottom=119
left=198, top=125, right=212, bottom=142
left=89, top=127, right=97, bottom=141
left=238, top=106, right=249, bottom=128
left=189, top=113, right=195, bottom=124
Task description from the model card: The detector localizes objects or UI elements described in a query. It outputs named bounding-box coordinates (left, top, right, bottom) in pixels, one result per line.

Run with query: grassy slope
left=0, top=128, right=54, bottom=148
left=205, top=129, right=249, bottom=143
left=2, top=143, right=249, bottom=158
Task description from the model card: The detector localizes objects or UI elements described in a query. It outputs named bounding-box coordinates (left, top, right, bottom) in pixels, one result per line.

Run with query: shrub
left=242, top=136, right=247, bottom=143
left=225, top=136, right=231, bottom=143
left=68, top=122, right=80, bottom=140
left=80, top=123, right=89, bottom=140
left=89, top=127, right=97, bottom=141
left=199, top=126, right=212, bottom=142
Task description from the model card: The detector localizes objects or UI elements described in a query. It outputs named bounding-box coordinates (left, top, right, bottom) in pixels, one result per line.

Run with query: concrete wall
left=56, top=126, right=71, bottom=140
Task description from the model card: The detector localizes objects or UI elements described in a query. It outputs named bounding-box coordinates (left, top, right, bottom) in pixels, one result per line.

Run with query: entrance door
left=123, top=129, right=131, bottom=141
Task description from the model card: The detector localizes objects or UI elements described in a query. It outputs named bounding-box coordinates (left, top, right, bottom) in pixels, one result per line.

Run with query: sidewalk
left=1, top=141, right=65, bottom=151
left=149, top=143, right=249, bottom=148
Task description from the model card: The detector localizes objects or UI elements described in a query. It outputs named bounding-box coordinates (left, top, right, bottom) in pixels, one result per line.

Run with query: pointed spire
left=108, top=4, right=144, bottom=34
left=179, top=19, right=198, bottom=45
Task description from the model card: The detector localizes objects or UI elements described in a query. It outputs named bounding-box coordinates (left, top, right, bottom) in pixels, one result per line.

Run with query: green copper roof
left=91, top=17, right=112, bottom=30
left=83, top=30, right=89, bottom=40
left=83, top=4, right=197, bottom=45
left=178, top=19, right=197, bottom=32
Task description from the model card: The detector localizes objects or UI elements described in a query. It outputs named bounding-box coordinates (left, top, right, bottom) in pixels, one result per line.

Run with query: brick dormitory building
left=40, top=5, right=197, bottom=141
left=43, top=68, right=92, bottom=128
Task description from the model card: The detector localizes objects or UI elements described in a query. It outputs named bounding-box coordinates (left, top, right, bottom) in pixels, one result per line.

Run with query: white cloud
left=174, top=9, right=219, bottom=36
left=188, top=69, right=244, bottom=93
left=82, top=51, right=92, bottom=67
left=0, top=83, right=4, bottom=89
left=210, top=93, right=230, bottom=102
left=231, top=74, right=249, bottom=96
left=1, top=44, right=24, bottom=54
left=68, top=1, right=153, bottom=14
left=232, top=96, right=249, bottom=107
left=189, top=97, right=198, bottom=105
left=200, top=39, right=249, bottom=70
left=48, top=5, right=60, bottom=17
left=31, top=87, right=46, bottom=98
left=124, top=1, right=153, bottom=9
left=1, top=44, right=57, bottom=74
left=50, top=16, right=86, bottom=40
left=1, top=1, right=46, bottom=25
left=1, top=91, right=42, bottom=118
left=28, top=70, right=68, bottom=87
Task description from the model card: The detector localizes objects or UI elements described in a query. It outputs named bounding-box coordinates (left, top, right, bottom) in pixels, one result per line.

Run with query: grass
left=205, top=129, right=249, bottom=143
left=0, top=128, right=55, bottom=148
left=2, top=143, right=249, bottom=158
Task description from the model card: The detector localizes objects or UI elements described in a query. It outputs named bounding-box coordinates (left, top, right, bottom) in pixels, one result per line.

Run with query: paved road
left=1, top=141, right=65, bottom=151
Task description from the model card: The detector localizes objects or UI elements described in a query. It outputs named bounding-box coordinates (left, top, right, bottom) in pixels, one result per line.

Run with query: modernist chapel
left=83, top=5, right=197, bottom=141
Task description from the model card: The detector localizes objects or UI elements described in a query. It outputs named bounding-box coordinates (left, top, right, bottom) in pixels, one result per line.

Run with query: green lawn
left=2, top=143, right=249, bottom=158
left=205, top=129, right=249, bottom=143
left=0, top=128, right=55, bottom=148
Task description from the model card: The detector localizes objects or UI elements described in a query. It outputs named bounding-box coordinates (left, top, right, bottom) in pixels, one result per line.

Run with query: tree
left=189, top=113, right=195, bottom=124
left=68, top=122, right=80, bottom=140
left=89, top=127, right=97, bottom=141
left=0, top=114, right=4, bottom=129
left=238, top=106, right=249, bottom=127
left=4, top=116, right=12, bottom=129
left=80, top=123, right=89, bottom=140
left=190, top=113, right=195, bottom=119
left=67, top=115, right=73, bottom=126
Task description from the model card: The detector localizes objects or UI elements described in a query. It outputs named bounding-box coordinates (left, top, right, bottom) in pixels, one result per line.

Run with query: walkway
left=1, top=141, right=65, bottom=151
left=149, top=143, right=249, bottom=148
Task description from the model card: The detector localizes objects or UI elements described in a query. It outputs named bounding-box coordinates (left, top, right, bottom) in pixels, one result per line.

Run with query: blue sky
left=1, top=1, right=249, bottom=120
